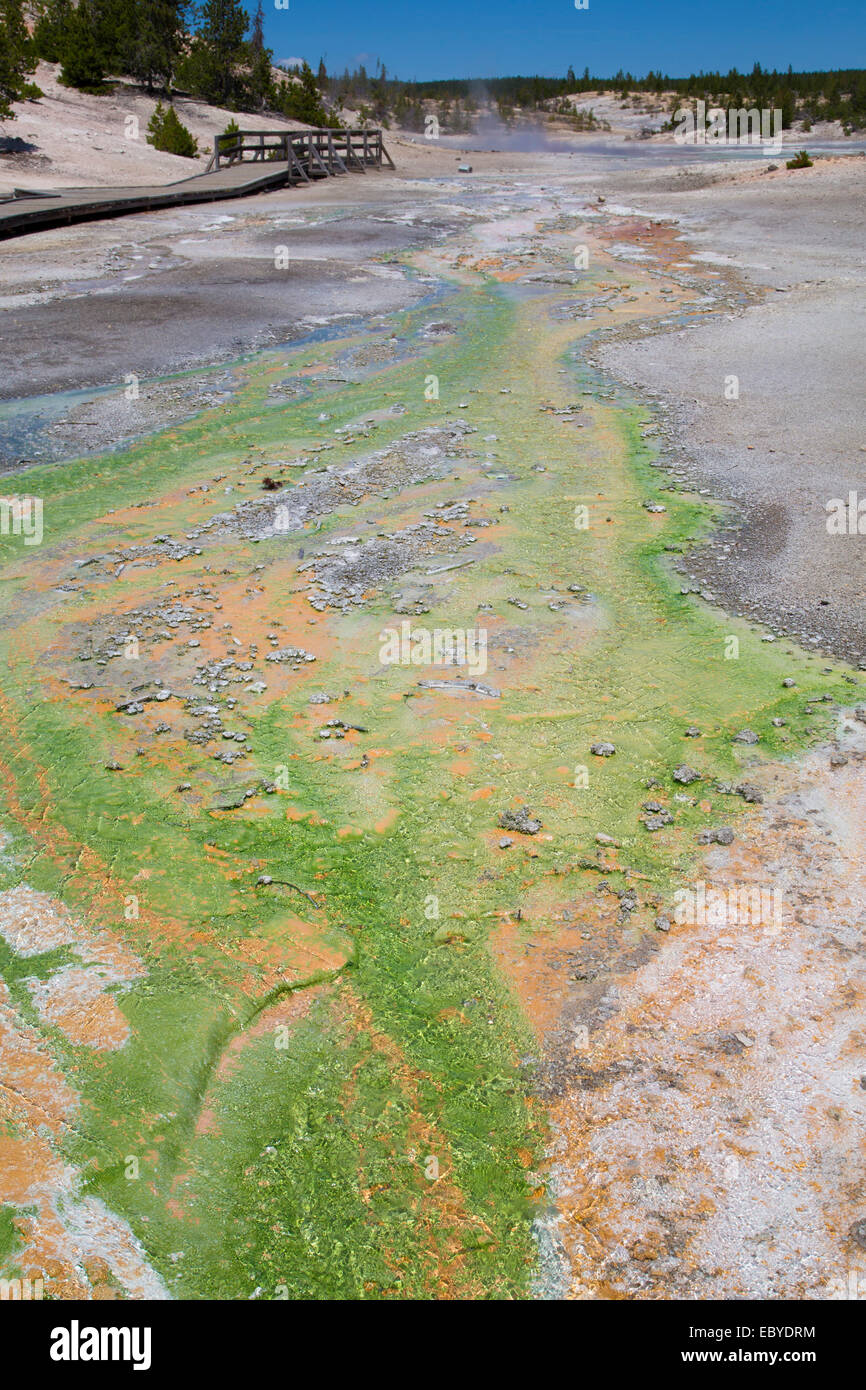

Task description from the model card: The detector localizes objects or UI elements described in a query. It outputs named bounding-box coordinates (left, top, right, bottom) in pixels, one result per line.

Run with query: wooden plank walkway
left=0, top=128, right=394, bottom=242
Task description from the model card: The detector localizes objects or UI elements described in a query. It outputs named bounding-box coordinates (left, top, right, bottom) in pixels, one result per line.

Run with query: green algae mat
left=0, top=199, right=852, bottom=1300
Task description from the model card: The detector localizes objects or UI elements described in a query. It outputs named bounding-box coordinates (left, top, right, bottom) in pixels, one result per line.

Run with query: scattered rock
left=735, top=782, right=763, bottom=803
left=417, top=679, right=501, bottom=698
left=497, top=807, right=543, bottom=835
left=672, top=765, right=700, bottom=785
left=591, top=742, right=616, bottom=757
left=849, top=1219, right=866, bottom=1251
left=698, top=827, right=735, bottom=845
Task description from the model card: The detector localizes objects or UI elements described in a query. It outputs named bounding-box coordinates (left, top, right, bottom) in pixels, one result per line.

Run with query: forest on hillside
left=1, top=0, right=864, bottom=132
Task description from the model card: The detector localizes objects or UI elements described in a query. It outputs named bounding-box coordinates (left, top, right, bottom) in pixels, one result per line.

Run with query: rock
left=498, top=837, right=513, bottom=849
left=672, top=764, right=700, bottom=785
left=591, top=741, right=616, bottom=757
left=854, top=707, right=866, bottom=724
left=105, top=760, right=123, bottom=771
left=735, top=782, right=763, bottom=803
left=643, top=811, right=673, bottom=831
left=655, top=915, right=671, bottom=932
left=213, top=788, right=248, bottom=810
left=698, top=827, right=735, bottom=845
left=782, top=678, right=796, bottom=687
left=684, top=726, right=701, bottom=737
left=417, top=679, right=501, bottom=698
left=257, top=874, right=273, bottom=886
left=849, top=1219, right=866, bottom=1251
left=830, top=752, right=848, bottom=767
left=733, top=729, right=760, bottom=744
left=497, top=807, right=542, bottom=835
left=266, top=647, right=316, bottom=665
left=595, top=833, right=619, bottom=846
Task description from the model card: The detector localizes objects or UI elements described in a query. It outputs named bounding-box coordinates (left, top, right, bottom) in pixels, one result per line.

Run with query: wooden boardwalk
left=0, top=128, right=394, bottom=241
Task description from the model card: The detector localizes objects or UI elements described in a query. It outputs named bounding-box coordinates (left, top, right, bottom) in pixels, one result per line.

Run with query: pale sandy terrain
left=593, top=155, right=866, bottom=663
left=0, top=60, right=314, bottom=194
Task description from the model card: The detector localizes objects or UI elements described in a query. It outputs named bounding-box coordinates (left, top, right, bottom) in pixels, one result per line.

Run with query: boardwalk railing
left=0, top=128, right=396, bottom=241
left=205, top=127, right=395, bottom=182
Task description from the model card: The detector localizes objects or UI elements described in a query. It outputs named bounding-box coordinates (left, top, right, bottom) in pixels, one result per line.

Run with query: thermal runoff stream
left=1, top=179, right=862, bottom=1301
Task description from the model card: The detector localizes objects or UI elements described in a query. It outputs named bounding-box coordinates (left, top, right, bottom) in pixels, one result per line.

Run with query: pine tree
left=33, top=0, right=75, bottom=65
left=249, top=0, right=264, bottom=53
left=126, top=0, right=187, bottom=93
left=147, top=99, right=198, bottom=155
left=59, top=0, right=108, bottom=91
left=177, top=0, right=249, bottom=107
left=200, top=0, right=248, bottom=104
left=247, top=1, right=272, bottom=108
left=0, top=0, right=40, bottom=120
left=277, top=60, right=328, bottom=125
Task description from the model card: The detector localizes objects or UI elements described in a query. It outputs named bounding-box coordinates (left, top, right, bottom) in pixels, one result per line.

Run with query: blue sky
left=263, top=0, right=865, bottom=81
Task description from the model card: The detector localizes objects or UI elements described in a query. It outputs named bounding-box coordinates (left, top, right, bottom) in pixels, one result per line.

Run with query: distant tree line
left=404, top=64, right=866, bottom=132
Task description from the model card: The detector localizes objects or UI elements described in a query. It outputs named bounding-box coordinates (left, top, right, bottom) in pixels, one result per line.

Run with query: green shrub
left=147, top=101, right=199, bottom=157
left=786, top=148, right=813, bottom=169
left=218, top=116, right=240, bottom=151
